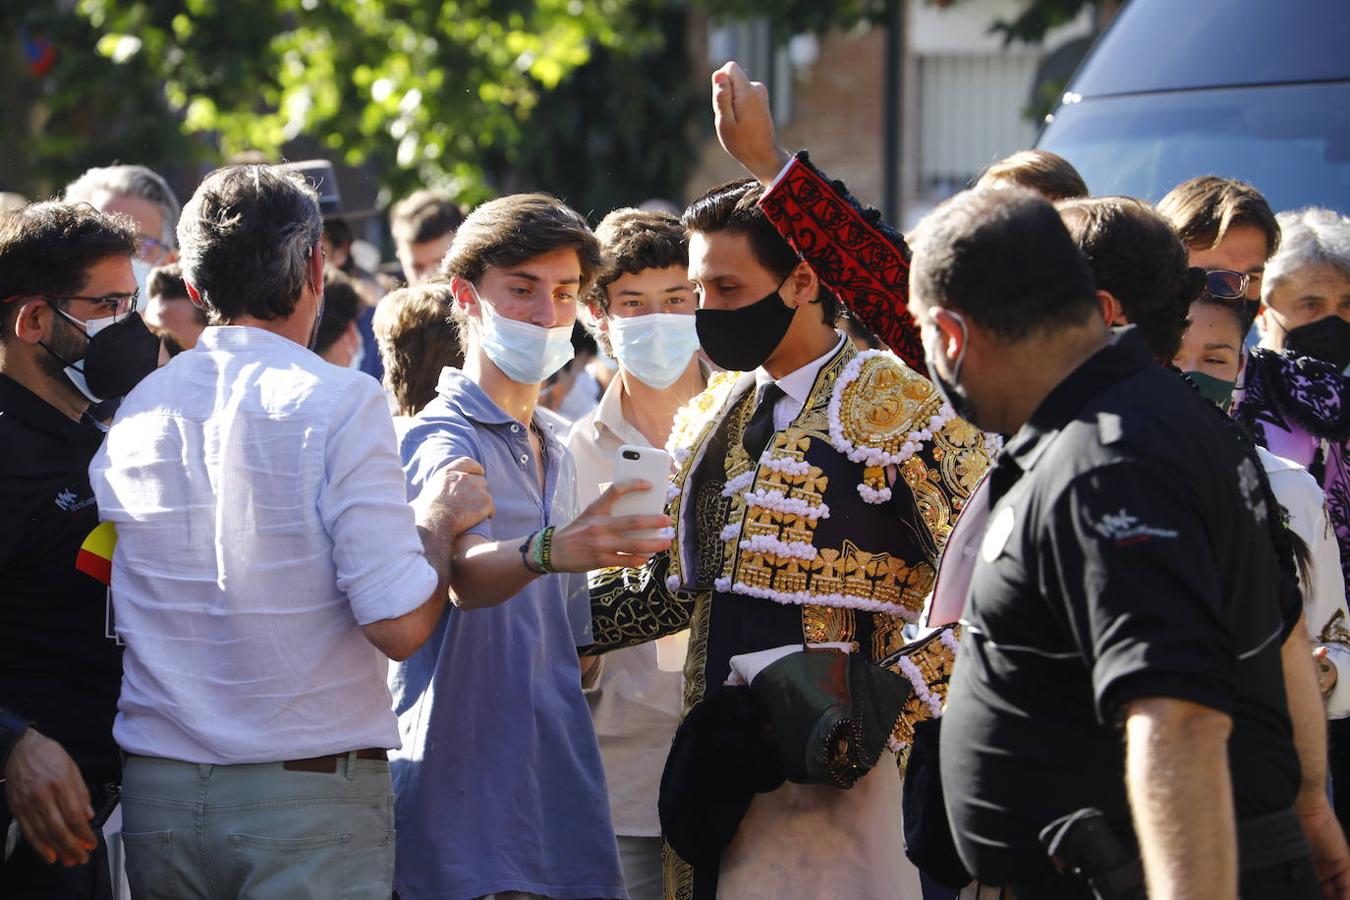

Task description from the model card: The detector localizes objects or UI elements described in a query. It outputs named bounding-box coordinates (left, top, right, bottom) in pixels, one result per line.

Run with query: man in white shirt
left=89, top=164, right=491, bottom=900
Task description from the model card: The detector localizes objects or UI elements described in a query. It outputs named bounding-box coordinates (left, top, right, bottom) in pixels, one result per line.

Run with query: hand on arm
left=447, top=479, right=672, bottom=610
left=2, top=728, right=96, bottom=867
left=1316, top=646, right=1340, bottom=696
left=1124, top=697, right=1236, bottom=900
left=712, top=61, right=790, bottom=186
left=361, top=457, right=494, bottom=660
left=1282, top=620, right=1350, bottom=899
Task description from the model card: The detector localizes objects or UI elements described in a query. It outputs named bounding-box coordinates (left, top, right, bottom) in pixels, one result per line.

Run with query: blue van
left=1036, top=0, right=1350, bottom=213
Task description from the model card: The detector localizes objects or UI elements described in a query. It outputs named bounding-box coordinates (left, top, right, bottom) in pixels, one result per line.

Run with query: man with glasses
left=64, top=166, right=180, bottom=301
left=0, top=201, right=149, bottom=898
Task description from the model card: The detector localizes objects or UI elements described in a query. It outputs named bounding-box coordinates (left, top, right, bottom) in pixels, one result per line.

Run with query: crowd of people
left=2, top=57, right=1350, bottom=900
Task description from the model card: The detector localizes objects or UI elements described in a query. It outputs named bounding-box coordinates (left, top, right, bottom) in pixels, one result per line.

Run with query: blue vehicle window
left=1038, top=82, right=1350, bottom=214
left=1069, top=0, right=1350, bottom=96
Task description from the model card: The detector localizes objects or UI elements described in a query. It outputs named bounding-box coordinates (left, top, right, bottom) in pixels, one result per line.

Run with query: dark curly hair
left=682, top=178, right=840, bottom=326
left=0, top=201, right=139, bottom=344
left=587, top=208, right=689, bottom=314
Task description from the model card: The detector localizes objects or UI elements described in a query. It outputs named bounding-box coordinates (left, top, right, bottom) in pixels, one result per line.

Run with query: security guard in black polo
left=905, top=186, right=1319, bottom=899
left=0, top=202, right=148, bottom=898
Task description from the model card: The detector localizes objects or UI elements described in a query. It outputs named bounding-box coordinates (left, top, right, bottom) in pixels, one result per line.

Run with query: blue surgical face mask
left=608, top=312, right=700, bottom=389
left=472, top=284, right=575, bottom=385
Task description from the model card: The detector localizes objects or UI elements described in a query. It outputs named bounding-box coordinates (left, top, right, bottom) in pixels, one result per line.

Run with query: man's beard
left=39, top=314, right=88, bottom=380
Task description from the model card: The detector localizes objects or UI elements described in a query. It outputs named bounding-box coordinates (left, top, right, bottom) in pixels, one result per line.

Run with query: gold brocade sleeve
left=877, top=624, right=961, bottom=752
left=899, top=414, right=996, bottom=555
left=584, top=549, right=704, bottom=655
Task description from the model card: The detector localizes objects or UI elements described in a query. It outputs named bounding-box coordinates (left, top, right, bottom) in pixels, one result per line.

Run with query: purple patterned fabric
left=1232, top=348, right=1350, bottom=600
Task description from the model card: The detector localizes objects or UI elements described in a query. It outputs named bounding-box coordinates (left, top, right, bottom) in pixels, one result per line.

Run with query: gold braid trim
left=665, top=371, right=747, bottom=590
left=586, top=552, right=701, bottom=655
left=878, top=624, right=961, bottom=754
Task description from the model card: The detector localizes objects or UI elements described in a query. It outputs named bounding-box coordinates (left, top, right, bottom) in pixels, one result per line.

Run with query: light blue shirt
left=390, top=367, right=624, bottom=900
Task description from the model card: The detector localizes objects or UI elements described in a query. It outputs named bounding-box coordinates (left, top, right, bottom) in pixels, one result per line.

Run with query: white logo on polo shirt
left=1091, top=508, right=1178, bottom=545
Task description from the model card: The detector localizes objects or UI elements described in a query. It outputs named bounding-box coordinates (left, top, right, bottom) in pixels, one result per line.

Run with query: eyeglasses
left=1204, top=269, right=1250, bottom=301
left=1, top=290, right=140, bottom=318
left=138, top=234, right=174, bottom=263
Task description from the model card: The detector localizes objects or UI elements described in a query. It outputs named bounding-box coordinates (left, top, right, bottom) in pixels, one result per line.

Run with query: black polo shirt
left=0, top=375, right=122, bottom=787
left=940, top=328, right=1300, bottom=886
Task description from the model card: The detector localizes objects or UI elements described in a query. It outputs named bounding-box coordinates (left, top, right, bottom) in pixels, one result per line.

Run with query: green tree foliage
left=0, top=3, right=196, bottom=198
left=500, top=0, right=700, bottom=213
left=74, top=0, right=658, bottom=205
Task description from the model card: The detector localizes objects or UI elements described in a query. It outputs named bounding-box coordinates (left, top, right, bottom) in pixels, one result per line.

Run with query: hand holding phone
left=609, top=445, right=673, bottom=533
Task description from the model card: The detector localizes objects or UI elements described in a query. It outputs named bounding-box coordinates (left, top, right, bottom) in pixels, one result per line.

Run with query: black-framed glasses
left=1204, top=269, right=1250, bottom=301
left=1, top=289, right=140, bottom=318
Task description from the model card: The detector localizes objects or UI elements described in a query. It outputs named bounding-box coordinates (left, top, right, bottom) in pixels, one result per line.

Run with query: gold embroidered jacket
left=588, top=338, right=994, bottom=750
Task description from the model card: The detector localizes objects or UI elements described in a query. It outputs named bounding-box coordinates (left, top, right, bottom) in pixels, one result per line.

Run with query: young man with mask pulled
left=564, top=208, right=706, bottom=900
left=583, top=65, right=998, bottom=900
left=393, top=194, right=674, bottom=900
left=0, top=202, right=160, bottom=898
left=908, top=184, right=1319, bottom=899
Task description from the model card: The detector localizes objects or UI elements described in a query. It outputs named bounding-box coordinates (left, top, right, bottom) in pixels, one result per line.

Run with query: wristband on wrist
left=535, top=525, right=557, bottom=574
left=519, top=531, right=544, bottom=574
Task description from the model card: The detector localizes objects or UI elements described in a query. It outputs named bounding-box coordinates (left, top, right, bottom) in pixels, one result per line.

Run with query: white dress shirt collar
left=754, top=332, right=847, bottom=403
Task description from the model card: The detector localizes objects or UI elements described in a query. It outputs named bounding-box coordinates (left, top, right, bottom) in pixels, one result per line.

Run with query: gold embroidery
left=682, top=592, right=713, bottom=717
left=879, top=625, right=961, bottom=750
left=665, top=372, right=745, bottom=590
left=587, top=555, right=699, bottom=653
left=803, top=603, right=856, bottom=645
left=837, top=356, right=946, bottom=455
left=662, top=839, right=694, bottom=900
left=871, top=611, right=909, bottom=660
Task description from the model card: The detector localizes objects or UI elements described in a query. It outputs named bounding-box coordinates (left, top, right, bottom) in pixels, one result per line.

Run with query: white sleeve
left=319, top=377, right=438, bottom=626
left=1281, top=470, right=1350, bottom=718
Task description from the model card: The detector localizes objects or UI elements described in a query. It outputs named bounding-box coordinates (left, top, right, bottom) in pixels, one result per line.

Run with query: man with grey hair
left=63, top=165, right=180, bottom=300
left=1258, top=207, right=1350, bottom=369
left=88, top=164, right=493, bottom=900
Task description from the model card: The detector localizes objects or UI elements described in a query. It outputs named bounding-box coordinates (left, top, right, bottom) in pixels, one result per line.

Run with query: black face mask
left=45, top=308, right=161, bottom=402
left=83, top=313, right=162, bottom=398
left=694, top=281, right=795, bottom=371
left=1285, top=315, right=1350, bottom=371
left=921, top=312, right=979, bottom=425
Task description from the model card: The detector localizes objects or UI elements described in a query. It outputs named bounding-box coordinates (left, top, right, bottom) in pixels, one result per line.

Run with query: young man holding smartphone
left=394, top=194, right=673, bottom=900
left=565, top=208, right=707, bottom=900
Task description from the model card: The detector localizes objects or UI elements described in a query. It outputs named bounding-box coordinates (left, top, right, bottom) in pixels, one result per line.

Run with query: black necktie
left=742, top=383, right=785, bottom=461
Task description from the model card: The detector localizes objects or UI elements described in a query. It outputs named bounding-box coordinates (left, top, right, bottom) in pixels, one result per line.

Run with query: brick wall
left=683, top=26, right=888, bottom=209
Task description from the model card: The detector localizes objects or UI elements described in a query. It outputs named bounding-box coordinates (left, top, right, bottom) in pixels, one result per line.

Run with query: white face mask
left=608, top=313, right=700, bottom=389
left=131, top=257, right=154, bottom=302
left=471, top=284, right=575, bottom=385
left=348, top=334, right=366, bottom=371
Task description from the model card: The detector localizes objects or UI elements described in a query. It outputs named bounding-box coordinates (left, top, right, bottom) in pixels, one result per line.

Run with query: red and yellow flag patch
left=75, top=521, right=117, bottom=586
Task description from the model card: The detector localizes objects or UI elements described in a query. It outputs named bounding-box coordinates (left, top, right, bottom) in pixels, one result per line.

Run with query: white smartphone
left=610, top=444, right=673, bottom=531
